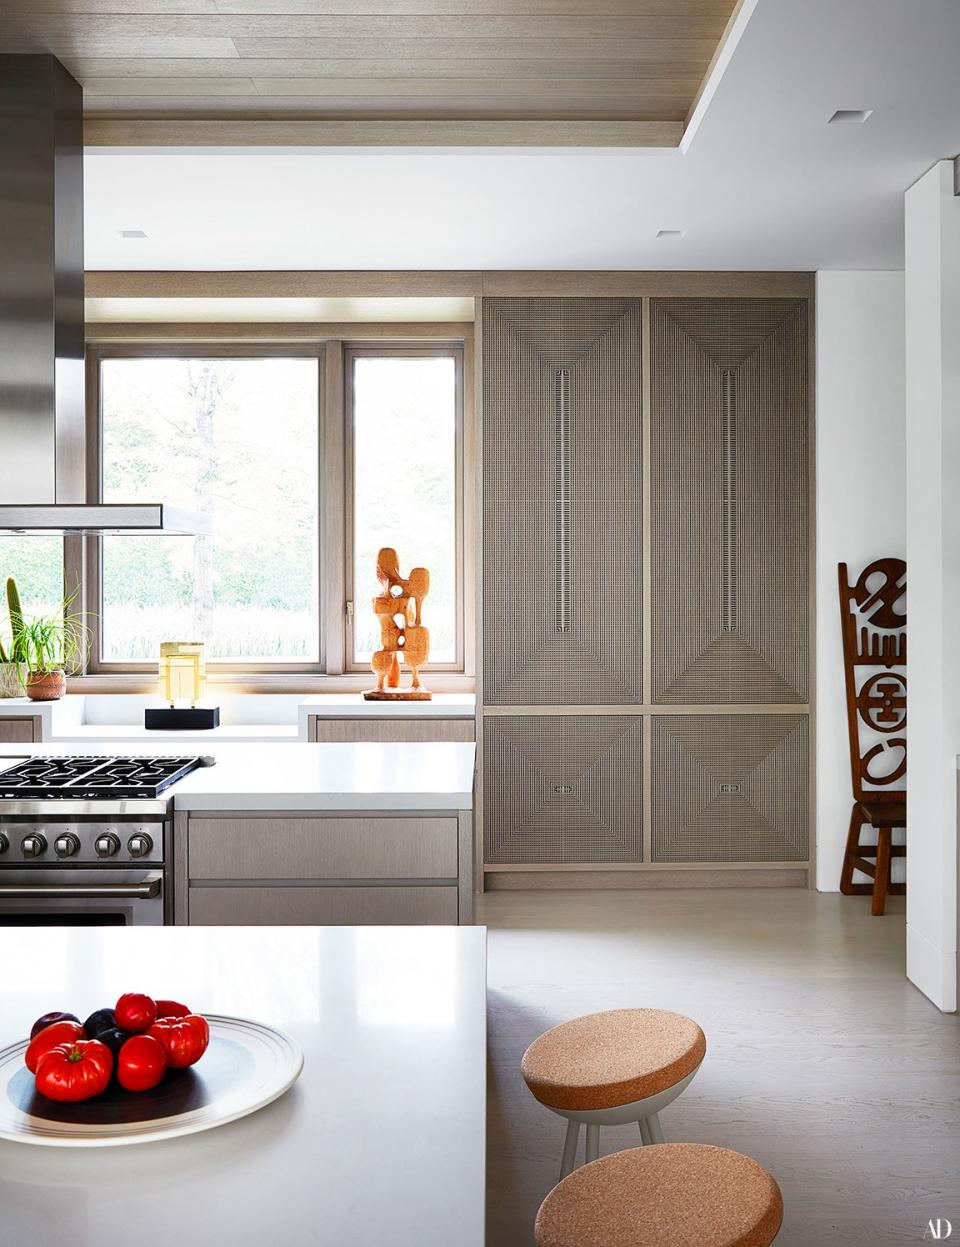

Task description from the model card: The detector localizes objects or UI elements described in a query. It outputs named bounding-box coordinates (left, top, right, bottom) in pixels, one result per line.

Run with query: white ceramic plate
left=0, top=1014, right=303, bottom=1147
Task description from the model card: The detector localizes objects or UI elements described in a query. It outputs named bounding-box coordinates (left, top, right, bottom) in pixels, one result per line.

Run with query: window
left=348, top=349, right=461, bottom=668
left=0, top=536, right=64, bottom=644
left=85, top=340, right=468, bottom=679
left=98, top=356, right=320, bottom=665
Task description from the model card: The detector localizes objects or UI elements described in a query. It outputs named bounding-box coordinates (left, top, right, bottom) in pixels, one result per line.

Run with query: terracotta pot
left=0, top=663, right=25, bottom=698
left=25, top=669, right=66, bottom=701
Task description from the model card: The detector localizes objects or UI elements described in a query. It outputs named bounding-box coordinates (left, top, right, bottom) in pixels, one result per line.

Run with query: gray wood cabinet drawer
left=188, top=816, right=459, bottom=880
left=187, top=884, right=459, bottom=926
left=308, top=717, right=474, bottom=743
left=0, top=717, right=38, bottom=743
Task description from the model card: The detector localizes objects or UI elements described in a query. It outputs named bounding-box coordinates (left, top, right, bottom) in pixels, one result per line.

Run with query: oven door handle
left=0, top=874, right=162, bottom=900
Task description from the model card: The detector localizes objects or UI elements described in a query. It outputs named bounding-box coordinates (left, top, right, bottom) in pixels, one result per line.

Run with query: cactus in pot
left=0, top=576, right=26, bottom=698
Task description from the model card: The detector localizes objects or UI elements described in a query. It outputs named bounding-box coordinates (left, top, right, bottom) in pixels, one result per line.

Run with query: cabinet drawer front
left=0, top=718, right=37, bottom=743
left=187, top=885, right=459, bottom=926
left=310, top=718, right=474, bottom=743
left=188, top=817, right=459, bottom=880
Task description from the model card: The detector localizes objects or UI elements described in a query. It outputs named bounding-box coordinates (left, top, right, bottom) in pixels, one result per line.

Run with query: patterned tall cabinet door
left=650, top=298, right=809, bottom=705
left=480, top=292, right=812, bottom=876
left=482, top=298, right=643, bottom=706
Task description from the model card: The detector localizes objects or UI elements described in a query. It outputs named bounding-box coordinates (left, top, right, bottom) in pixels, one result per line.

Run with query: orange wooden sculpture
left=364, top=546, right=432, bottom=701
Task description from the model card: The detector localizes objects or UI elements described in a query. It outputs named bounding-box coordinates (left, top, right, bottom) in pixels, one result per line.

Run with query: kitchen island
left=0, top=742, right=476, bottom=926
left=0, top=924, right=486, bottom=1247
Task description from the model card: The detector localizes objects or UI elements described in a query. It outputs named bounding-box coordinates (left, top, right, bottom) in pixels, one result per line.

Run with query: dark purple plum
left=83, top=1008, right=117, bottom=1038
left=30, top=1011, right=80, bottom=1040
left=94, top=1027, right=128, bottom=1061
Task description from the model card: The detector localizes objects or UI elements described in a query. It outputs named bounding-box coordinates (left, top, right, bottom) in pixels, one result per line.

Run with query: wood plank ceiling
left=0, top=0, right=740, bottom=146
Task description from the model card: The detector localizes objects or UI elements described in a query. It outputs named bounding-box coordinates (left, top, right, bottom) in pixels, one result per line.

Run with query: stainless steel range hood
left=0, top=55, right=208, bottom=537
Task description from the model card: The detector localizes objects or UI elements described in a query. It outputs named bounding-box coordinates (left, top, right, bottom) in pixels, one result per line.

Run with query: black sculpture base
left=145, top=706, right=221, bottom=731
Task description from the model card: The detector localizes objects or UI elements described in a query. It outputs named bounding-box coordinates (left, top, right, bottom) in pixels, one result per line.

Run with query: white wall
left=815, top=271, right=905, bottom=892
left=904, top=160, right=960, bottom=1012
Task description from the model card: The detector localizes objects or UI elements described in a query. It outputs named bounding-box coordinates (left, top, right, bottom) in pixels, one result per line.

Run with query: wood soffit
left=0, top=1, right=743, bottom=148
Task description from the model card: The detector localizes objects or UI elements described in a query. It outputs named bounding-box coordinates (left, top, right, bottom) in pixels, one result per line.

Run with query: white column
left=815, top=271, right=905, bottom=892
left=904, top=159, right=960, bottom=1012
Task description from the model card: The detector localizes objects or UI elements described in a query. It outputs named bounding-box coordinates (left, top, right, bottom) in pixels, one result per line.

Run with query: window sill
left=68, top=672, right=476, bottom=695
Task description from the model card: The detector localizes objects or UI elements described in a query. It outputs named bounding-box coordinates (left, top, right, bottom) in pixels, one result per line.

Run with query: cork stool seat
left=535, top=1144, right=784, bottom=1247
left=521, top=1009, right=706, bottom=1180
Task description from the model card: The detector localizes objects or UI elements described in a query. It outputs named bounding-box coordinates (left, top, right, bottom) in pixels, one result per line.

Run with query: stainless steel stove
left=0, top=755, right=214, bottom=926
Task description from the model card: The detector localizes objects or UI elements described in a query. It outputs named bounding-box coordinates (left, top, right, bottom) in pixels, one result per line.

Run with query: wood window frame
left=73, top=328, right=474, bottom=688
left=343, top=343, right=466, bottom=674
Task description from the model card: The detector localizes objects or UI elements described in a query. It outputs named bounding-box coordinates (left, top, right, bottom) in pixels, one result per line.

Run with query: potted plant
left=0, top=576, right=27, bottom=699
left=19, top=591, right=87, bottom=702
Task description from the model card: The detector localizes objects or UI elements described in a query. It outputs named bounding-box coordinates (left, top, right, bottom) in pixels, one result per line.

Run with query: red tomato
left=184, top=1014, right=209, bottom=1048
left=115, top=992, right=157, bottom=1034
left=155, top=999, right=191, bottom=1019
left=34, top=1040, right=112, bottom=1102
left=146, top=1014, right=209, bottom=1069
left=25, top=1021, right=86, bottom=1074
left=117, top=1034, right=167, bottom=1092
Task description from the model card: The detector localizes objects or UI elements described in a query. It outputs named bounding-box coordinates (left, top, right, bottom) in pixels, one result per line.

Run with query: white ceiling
left=83, top=0, right=960, bottom=273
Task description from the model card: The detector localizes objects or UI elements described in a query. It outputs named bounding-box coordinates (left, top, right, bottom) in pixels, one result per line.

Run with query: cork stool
left=535, top=1144, right=784, bottom=1247
left=521, top=1009, right=706, bottom=1180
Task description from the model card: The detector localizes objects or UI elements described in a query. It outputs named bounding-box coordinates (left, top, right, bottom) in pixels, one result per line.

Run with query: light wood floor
left=479, top=888, right=960, bottom=1246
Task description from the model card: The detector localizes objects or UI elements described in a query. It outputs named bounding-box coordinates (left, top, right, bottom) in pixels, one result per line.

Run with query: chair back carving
left=838, top=559, right=907, bottom=803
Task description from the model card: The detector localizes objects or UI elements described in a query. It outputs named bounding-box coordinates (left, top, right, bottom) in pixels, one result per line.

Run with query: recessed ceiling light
left=828, top=109, right=873, bottom=124
left=657, top=229, right=685, bottom=239
left=119, top=229, right=148, bottom=239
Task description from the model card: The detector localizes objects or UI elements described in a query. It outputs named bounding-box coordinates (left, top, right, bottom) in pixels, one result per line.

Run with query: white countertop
left=300, top=693, right=475, bottom=717
left=0, top=925, right=486, bottom=1247
left=0, top=693, right=475, bottom=744
left=0, top=741, right=476, bottom=811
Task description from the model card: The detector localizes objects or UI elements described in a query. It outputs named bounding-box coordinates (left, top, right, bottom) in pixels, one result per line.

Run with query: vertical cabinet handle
left=555, top=368, right=571, bottom=634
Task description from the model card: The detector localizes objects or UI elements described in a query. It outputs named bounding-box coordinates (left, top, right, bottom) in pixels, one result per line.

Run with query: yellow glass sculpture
left=159, top=641, right=206, bottom=709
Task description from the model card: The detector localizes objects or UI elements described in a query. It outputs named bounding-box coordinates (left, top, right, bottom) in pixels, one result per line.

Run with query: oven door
left=0, top=869, right=165, bottom=926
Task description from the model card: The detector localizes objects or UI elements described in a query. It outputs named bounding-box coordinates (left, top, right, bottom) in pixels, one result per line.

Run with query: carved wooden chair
left=838, top=559, right=907, bottom=915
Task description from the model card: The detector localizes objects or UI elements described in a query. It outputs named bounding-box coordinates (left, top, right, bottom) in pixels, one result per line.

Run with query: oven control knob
left=95, top=832, right=121, bottom=859
left=127, top=833, right=153, bottom=859
left=21, top=833, right=47, bottom=859
left=54, top=833, right=81, bottom=859
left=0, top=833, right=8, bottom=855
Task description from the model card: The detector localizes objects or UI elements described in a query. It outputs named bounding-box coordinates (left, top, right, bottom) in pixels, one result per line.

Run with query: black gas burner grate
left=0, top=756, right=211, bottom=799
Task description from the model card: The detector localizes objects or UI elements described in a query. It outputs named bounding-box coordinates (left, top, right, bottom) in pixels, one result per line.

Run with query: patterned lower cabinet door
left=651, top=714, right=809, bottom=862
left=484, top=715, right=642, bottom=864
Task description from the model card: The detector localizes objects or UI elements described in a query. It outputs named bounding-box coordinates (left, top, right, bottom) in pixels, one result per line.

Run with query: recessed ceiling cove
left=0, top=0, right=739, bottom=148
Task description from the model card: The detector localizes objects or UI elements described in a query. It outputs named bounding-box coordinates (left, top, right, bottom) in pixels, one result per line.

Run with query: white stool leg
left=639, top=1118, right=653, bottom=1145
left=646, top=1113, right=664, bottom=1144
left=559, top=1120, right=580, bottom=1180
left=585, top=1124, right=600, bottom=1163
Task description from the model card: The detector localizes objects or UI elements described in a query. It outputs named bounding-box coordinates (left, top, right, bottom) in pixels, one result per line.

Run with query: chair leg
left=840, top=802, right=866, bottom=894
left=646, top=1114, right=664, bottom=1144
left=559, top=1120, right=580, bottom=1181
left=585, top=1124, right=600, bottom=1163
left=639, top=1118, right=653, bottom=1146
left=872, top=825, right=892, bottom=916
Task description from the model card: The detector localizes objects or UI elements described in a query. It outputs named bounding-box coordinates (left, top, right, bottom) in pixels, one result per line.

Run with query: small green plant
left=18, top=589, right=88, bottom=676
